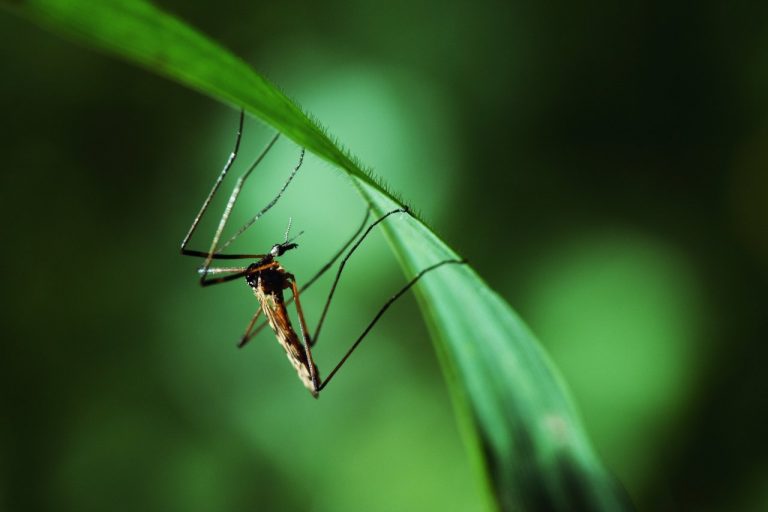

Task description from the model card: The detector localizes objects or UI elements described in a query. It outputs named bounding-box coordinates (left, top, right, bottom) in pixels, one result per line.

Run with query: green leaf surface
left=4, top=0, right=633, bottom=510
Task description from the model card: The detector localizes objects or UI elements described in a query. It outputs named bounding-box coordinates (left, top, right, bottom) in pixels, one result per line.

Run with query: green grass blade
left=3, top=1, right=634, bottom=510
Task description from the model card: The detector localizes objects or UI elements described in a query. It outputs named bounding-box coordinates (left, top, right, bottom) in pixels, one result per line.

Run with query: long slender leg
left=180, top=111, right=305, bottom=273
left=182, top=249, right=267, bottom=260
left=289, top=279, right=321, bottom=396
left=194, top=266, right=250, bottom=286
left=237, top=308, right=263, bottom=348
left=180, top=110, right=283, bottom=262
left=318, top=258, right=466, bottom=393
left=197, top=260, right=279, bottom=287
left=181, top=109, right=244, bottom=256
left=197, top=266, right=249, bottom=274
left=215, top=148, right=305, bottom=254
left=195, top=268, right=250, bottom=286
left=302, top=208, right=371, bottom=295
left=312, top=207, right=408, bottom=348
left=244, top=208, right=372, bottom=344
left=197, top=133, right=284, bottom=284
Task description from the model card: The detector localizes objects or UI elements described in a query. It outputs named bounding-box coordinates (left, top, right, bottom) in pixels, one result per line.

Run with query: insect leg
left=237, top=307, right=264, bottom=348
left=195, top=267, right=250, bottom=286
left=182, top=249, right=267, bottom=260
left=236, top=260, right=302, bottom=347
left=289, top=279, right=321, bottom=396
left=197, top=260, right=279, bottom=287
left=180, top=109, right=244, bottom=257
left=196, top=133, right=284, bottom=284
left=179, top=109, right=303, bottom=281
left=317, top=258, right=466, bottom=393
left=180, top=109, right=278, bottom=262
left=312, top=207, right=408, bottom=348
left=301, top=208, right=371, bottom=298
left=214, top=148, right=305, bottom=255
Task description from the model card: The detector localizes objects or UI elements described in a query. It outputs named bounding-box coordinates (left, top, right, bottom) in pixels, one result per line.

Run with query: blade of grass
left=3, top=1, right=634, bottom=510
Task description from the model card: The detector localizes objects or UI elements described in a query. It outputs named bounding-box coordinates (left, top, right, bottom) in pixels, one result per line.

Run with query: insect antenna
left=284, top=217, right=293, bottom=242
left=282, top=217, right=305, bottom=245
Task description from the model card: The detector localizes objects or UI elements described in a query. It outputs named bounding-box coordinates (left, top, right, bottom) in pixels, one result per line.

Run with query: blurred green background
left=1, top=1, right=767, bottom=511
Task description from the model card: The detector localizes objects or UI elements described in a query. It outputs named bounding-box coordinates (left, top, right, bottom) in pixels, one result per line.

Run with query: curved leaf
left=4, top=1, right=634, bottom=510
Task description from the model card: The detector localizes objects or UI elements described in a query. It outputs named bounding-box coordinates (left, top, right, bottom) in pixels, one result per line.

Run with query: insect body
left=244, top=241, right=320, bottom=396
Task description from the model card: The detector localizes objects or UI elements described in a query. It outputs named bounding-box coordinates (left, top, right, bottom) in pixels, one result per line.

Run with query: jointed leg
left=302, top=208, right=371, bottom=298
left=182, top=249, right=267, bottom=260
left=179, top=110, right=280, bottom=264
left=318, top=258, right=466, bottom=393
left=238, top=308, right=263, bottom=348
left=181, top=109, right=244, bottom=256
left=312, top=207, right=408, bottom=347
left=197, top=260, right=279, bottom=287
left=289, top=280, right=321, bottom=395
left=179, top=110, right=306, bottom=284
left=195, top=266, right=249, bottom=286
left=197, top=133, right=283, bottom=283
left=215, top=148, right=305, bottom=254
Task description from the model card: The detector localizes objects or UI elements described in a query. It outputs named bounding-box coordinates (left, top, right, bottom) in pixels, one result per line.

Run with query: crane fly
left=180, top=109, right=465, bottom=397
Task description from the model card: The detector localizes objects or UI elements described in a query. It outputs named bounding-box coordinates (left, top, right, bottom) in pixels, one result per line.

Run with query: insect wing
left=255, top=287, right=318, bottom=395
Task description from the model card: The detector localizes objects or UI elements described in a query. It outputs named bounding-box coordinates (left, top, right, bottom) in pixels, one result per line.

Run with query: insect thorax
left=245, top=257, right=287, bottom=293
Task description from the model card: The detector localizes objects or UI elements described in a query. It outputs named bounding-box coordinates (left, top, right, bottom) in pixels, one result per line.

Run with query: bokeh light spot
left=517, top=230, right=706, bottom=491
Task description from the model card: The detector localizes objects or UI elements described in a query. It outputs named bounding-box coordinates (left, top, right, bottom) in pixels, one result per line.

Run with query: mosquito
left=180, top=110, right=465, bottom=398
